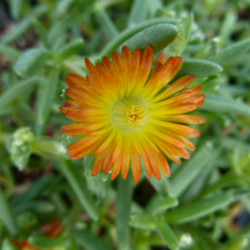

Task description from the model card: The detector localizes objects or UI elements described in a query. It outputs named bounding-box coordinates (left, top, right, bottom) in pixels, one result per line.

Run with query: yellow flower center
left=126, top=104, right=146, bottom=126
left=111, top=97, right=147, bottom=131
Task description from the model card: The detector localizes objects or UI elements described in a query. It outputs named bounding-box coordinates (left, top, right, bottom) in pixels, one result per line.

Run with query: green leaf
left=221, top=138, right=250, bottom=152
left=147, top=0, right=163, bottom=17
left=28, top=235, right=66, bottom=249
left=182, top=149, right=221, bottom=202
left=13, top=200, right=55, bottom=214
left=167, top=15, right=193, bottom=55
left=100, top=18, right=177, bottom=56
left=1, top=19, right=31, bottom=45
left=127, top=0, right=148, bottom=27
left=155, top=220, right=179, bottom=250
left=56, top=0, right=74, bottom=16
left=149, top=176, right=173, bottom=197
left=0, top=45, right=21, bottom=59
left=210, top=38, right=250, bottom=65
left=9, top=0, right=24, bottom=20
left=201, top=93, right=250, bottom=116
left=178, top=58, right=223, bottom=77
left=122, top=23, right=178, bottom=53
left=2, top=239, right=19, bottom=250
left=165, top=191, right=235, bottom=224
left=130, top=212, right=155, bottom=230
left=0, top=76, right=42, bottom=109
left=48, top=14, right=78, bottom=44
left=170, top=145, right=213, bottom=198
left=12, top=174, right=54, bottom=206
left=57, top=39, right=84, bottom=61
left=1, top=5, right=47, bottom=44
left=0, top=187, right=18, bottom=235
left=94, top=6, right=118, bottom=39
left=58, top=160, right=99, bottom=221
left=116, top=174, right=134, bottom=250
left=14, top=48, right=52, bottom=77
left=7, top=127, right=35, bottom=171
left=72, top=230, right=112, bottom=250
left=219, top=11, right=237, bottom=45
left=146, top=195, right=179, bottom=215
left=16, top=211, right=37, bottom=230
left=32, top=19, right=49, bottom=47
left=36, top=66, right=61, bottom=135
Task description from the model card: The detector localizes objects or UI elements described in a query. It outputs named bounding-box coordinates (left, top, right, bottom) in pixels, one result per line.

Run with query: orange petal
left=140, top=148, right=153, bottom=179
left=138, top=45, right=154, bottom=87
left=92, top=154, right=104, bottom=176
left=153, top=138, right=182, bottom=164
left=121, top=146, right=131, bottom=180
left=154, top=149, right=170, bottom=177
left=164, top=130, right=196, bottom=151
left=102, top=150, right=114, bottom=174
left=146, top=56, right=183, bottom=98
left=94, top=132, right=115, bottom=156
left=66, top=73, right=89, bottom=90
left=165, top=115, right=206, bottom=124
left=131, top=151, right=141, bottom=184
left=163, top=122, right=201, bottom=138
left=84, top=123, right=106, bottom=133
left=67, top=136, right=100, bottom=159
left=60, top=107, right=86, bottom=122
left=154, top=75, right=196, bottom=102
left=145, top=149, right=161, bottom=180
left=64, top=100, right=79, bottom=107
left=85, top=58, right=97, bottom=77
left=157, top=103, right=202, bottom=115
left=60, top=107, right=108, bottom=122
left=65, top=88, right=102, bottom=107
left=145, top=127, right=187, bottom=148
left=61, top=123, right=86, bottom=136
left=111, top=157, right=122, bottom=180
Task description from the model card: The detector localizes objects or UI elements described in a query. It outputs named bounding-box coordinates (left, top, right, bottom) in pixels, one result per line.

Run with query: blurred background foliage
left=0, top=0, right=250, bottom=249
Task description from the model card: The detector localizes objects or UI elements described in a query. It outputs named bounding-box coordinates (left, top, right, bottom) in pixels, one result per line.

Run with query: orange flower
left=12, top=218, right=64, bottom=250
left=61, top=45, right=206, bottom=183
left=12, top=239, right=42, bottom=250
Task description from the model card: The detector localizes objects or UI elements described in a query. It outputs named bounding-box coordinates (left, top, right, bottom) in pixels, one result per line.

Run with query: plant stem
left=58, top=159, right=99, bottom=221
left=116, top=173, right=134, bottom=250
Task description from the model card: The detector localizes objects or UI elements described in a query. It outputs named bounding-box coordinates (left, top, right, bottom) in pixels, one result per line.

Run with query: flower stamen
left=127, top=104, right=146, bottom=126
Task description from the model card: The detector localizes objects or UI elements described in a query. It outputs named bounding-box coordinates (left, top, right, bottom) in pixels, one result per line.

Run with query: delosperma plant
left=0, top=0, right=250, bottom=249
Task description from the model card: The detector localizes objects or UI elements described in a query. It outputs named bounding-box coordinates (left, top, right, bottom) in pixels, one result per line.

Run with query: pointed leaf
left=123, top=23, right=178, bottom=52
left=179, top=58, right=223, bottom=77
left=210, top=38, right=250, bottom=65
left=14, top=48, right=52, bottom=77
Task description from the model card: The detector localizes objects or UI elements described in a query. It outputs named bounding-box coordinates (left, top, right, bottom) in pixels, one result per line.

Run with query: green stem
left=116, top=173, right=134, bottom=250
left=154, top=220, right=179, bottom=250
left=67, top=201, right=81, bottom=230
left=32, top=137, right=68, bottom=159
left=58, top=159, right=99, bottom=221
left=0, top=186, right=18, bottom=235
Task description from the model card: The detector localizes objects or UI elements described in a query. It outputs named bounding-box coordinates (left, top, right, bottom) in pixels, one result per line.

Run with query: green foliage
left=122, top=23, right=178, bottom=52
left=28, top=235, right=66, bottom=248
left=14, top=48, right=52, bottom=77
left=179, top=58, right=223, bottom=77
left=0, top=0, right=250, bottom=249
